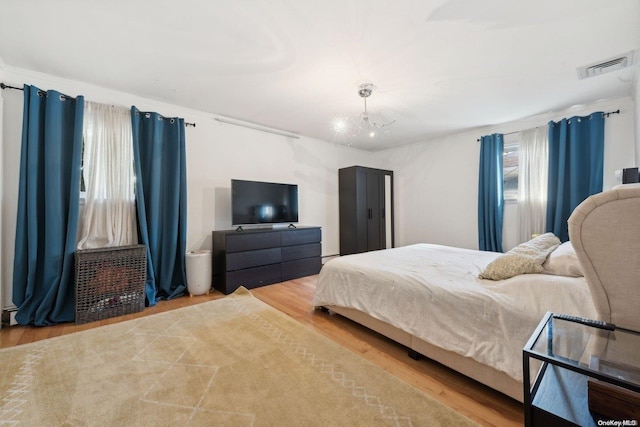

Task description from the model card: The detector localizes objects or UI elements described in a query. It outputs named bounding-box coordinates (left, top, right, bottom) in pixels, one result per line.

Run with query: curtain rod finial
left=1, top=82, right=24, bottom=91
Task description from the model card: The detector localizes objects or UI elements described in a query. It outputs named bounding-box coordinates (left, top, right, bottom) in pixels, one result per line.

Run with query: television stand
left=288, top=223, right=297, bottom=229
left=212, top=226, right=322, bottom=294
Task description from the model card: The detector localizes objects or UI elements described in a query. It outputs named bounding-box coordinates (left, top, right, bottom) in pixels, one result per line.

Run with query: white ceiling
left=1, top=0, right=639, bottom=150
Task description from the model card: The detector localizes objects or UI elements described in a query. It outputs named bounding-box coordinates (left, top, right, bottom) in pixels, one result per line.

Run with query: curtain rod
left=0, top=82, right=21, bottom=91
left=2, top=82, right=73, bottom=100
left=1, top=82, right=196, bottom=127
left=476, top=109, right=621, bottom=142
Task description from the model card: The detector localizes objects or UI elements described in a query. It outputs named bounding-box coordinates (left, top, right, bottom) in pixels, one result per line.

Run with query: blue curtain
left=546, top=113, right=604, bottom=242
left=131, top=107, right=187, bottom=305
left=12, top=85, right=84, bottom=325
left=478, top=133, right=504, bottom=252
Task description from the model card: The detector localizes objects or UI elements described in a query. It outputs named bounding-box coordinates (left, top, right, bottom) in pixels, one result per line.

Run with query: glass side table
left=523, top=312, right=640, bottom=427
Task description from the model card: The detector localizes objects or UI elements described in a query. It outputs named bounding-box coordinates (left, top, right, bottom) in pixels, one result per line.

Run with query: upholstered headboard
left=568, top=184, right=640, bottom=331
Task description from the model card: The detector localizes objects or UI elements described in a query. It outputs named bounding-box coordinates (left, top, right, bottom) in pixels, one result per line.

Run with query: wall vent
left=577, top=51, right=636, bottom=79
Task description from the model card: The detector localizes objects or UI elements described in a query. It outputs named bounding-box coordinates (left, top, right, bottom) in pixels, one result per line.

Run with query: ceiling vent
left=577, top=51, right=636, bottom=79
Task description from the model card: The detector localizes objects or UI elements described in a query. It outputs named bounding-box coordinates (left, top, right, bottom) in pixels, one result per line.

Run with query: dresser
left=212, top=226, right=322, bottom=294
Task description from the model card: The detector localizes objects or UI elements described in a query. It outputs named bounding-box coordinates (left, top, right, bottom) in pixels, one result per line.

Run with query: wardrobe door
left=384, top=173, right=393, bottom=249
left=366, top=169, right=384, bottom=251
left=339, top=166, right=368, bottom=255
left=355, top=167, right=369, bottom=253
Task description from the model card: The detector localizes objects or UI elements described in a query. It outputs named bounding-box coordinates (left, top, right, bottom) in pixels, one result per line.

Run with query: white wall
left=1, top=87, right=20, bottom=312
left=635, top=65, right=640, bottom=165
left=3, top=66, right=637, bottom=311
left=1, top=66, right=374, bottom=310
left=0, top=58, right=5, bottom=318
left=373, top=96, right=636, bottom=251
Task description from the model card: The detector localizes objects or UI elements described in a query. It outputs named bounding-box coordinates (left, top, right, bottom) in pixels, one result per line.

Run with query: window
left=503, top=134, right=519, bottom=202
left=77, top=102, right=137, bottom=249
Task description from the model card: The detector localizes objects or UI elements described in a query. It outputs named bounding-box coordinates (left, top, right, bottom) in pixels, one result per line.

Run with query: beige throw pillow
left=542, top=241, right=584, bottom=277
left=479, top=233, right=561, bottom=280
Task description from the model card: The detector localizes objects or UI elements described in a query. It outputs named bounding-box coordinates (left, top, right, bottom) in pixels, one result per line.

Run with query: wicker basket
left=74, top=245, right=147, bottom=325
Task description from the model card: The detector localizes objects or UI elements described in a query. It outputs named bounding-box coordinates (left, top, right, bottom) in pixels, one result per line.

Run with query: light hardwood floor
left=0, top=276, right=523, bottom=426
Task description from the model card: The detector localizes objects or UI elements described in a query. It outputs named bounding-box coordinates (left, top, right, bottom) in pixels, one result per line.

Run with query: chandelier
left=331, top=83, right=396, bottom=139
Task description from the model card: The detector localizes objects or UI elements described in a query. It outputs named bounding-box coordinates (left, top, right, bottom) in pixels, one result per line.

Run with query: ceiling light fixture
left=332, top=83, right=396, bottom=140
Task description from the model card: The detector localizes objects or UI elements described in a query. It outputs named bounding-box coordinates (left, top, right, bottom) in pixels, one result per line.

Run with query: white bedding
left=312, top=243, right=597, bottom=381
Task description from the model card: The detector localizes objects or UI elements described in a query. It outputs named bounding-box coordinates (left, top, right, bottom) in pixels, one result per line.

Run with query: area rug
left=0, top=287, right=478, bottom=426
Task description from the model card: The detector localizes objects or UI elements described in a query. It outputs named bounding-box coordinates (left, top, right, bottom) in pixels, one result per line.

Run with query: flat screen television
left=231, top=179, right=299, bottom=226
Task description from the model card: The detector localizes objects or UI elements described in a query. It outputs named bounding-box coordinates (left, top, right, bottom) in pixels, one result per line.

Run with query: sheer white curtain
left=517, top=126, right=549, bottom=243
left=77, top=102, right=137, bottom=249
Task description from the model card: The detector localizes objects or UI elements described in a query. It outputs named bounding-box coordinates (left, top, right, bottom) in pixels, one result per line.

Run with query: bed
left=312, top=240, right=597, bottom=402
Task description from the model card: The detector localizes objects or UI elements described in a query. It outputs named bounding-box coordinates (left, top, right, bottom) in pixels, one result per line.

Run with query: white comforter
left=312, top=244, right=597, bottom=381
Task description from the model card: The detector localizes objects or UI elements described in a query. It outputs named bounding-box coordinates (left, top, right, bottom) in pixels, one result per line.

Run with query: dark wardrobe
left=339, top=166, right=394, bottom=255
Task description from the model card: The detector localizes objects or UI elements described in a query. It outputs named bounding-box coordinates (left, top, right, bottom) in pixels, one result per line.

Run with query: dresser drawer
left=226, top=247, right=281, bottom=271
left=281, top=228, right=321, bottom=246
left=226, top=231, right=281, bottom=252
left=281, top=243, right=321, bottom=262
left=282, top=258, right=322, bottom=281
left=225, top=264, right=282, bottom=292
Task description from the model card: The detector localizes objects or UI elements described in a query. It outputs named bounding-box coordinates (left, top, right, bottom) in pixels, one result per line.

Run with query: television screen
left=232, top=179, right=299, bottom=225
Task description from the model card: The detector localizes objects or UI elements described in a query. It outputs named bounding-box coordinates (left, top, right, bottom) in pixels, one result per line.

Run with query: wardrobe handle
left=368, top=208, right=372, bottom=219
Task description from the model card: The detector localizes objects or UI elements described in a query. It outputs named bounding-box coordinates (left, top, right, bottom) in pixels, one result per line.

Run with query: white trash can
left=185, top=250, right=212, bottom=296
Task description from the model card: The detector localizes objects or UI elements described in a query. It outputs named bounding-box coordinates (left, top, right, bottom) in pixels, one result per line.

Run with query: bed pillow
left=542, top=241, right=583, bottom=277
left=479, top=233, right=561, bottom=281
